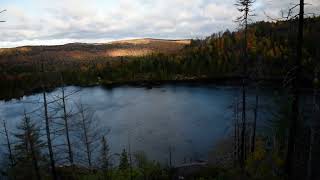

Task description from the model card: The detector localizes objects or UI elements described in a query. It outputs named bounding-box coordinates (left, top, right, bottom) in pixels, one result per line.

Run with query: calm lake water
left=0, top=84, right=276, bottom=165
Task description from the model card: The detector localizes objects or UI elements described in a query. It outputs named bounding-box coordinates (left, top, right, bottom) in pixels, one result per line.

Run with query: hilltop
left=0, top=38, right=191, bottom=62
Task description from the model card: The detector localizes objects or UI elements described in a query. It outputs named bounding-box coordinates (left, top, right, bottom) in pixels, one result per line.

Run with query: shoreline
left=0, top=77, right=312, bottom=101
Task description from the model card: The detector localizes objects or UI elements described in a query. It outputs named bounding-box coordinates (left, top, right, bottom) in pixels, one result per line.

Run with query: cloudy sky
left=0, top=0, right=319, bottom=47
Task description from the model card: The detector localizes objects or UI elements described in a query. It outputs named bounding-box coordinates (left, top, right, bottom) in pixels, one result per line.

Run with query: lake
left=0, top=84, right=276, bottom=166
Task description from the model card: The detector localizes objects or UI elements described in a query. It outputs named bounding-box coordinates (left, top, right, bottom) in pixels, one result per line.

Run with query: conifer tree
left=119, top=149, right=129, bottom=170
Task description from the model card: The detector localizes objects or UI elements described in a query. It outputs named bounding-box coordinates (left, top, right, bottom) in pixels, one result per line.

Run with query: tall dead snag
left=251, top=93, right=258, bottom=153
left=76, top=102, right=101, bottom=168
left=1, top=119, right=15, bottom=168
left=251, top=94, right=259, bottom=153
left=41, top=63, right=57, bottom=180
left=251, top=57, right=262, bottom=153
left=286, top=0, right=304, bottom=178
left=233, top=96, right=240, bottom=164
left=55, top=75, right=78, bottom=166
left=61, top=86, right=73, bottom=165
left=235, top=0, right=255, bottom=168
left=128, top=135, right=133, bottom=180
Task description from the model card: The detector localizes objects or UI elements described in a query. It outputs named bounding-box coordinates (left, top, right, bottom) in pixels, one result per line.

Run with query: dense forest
left=1, top=0, right=320, bottom=179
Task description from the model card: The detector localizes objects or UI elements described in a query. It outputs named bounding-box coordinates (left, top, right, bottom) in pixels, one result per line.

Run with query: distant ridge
left=0, top=38, right=191, bottom=60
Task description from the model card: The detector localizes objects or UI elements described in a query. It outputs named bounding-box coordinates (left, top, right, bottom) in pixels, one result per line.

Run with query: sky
left=0, top=0, right=319, bottom=48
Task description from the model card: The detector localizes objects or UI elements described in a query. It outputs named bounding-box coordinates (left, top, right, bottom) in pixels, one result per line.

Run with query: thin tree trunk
left=286, top=0, right=304, bottom=178
left=3, top=119, right=14, bottom=168
left=307, top=128, right=314, bottom=180
left=169, top=146, right=172, bottom=168
left=80, top=106, right=92, bottom=168
left=236, top=99, right=241, bottom=162
left=61, top=86, right=74, bottom=165
left=43, top=91, right=57, bottom=180
left=41, top=62, right=57, bottom=180
left=24, top=111, right=41, bottom=180
left=240, top=8, right=248, bottom=168
left=128, top=136, right=133, bottom=180
left=234, top=99, right=239, bottom=164
left=101, top=136, right=109, bottom=180
left=251, top=93, right=258, bottom=153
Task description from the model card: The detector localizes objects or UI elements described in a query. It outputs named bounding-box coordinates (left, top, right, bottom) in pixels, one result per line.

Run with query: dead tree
left=1, top=119, right=15, bottom=168
left=235, top=0, right=255, bottom=168
left=41, top=63, right=57, bottom=180
left=233, top=96, right=240, bottom=164
left=76, top=102, right=102, bottom=168
left=251, top=93, right=258, bottom=153
left=61, top=86, right=74, bottom=165
left=286, top=0, right=304, bottom=178
left=128, top=135, right=133, bottom=180
left=54, top=75, right=79, bottom=166
left=251, top=57, right=262, bottom=153
left=168, top=146, right=173, bottom=168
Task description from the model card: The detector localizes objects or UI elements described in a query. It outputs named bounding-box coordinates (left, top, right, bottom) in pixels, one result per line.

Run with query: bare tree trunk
left=61, top=86, right=74, bottom=165
left=79, top=105, right=92, bottom=168
left=286, top=0, right=304, bottom=178
left=23, top=111, right=41, bottom=180
left=169, top=146, right=173, bottom=168
left=251, top=92, right=258, bottom=153
left=236, top=99, right=241, bottom=163
left=2, top=119, right=14, bottom=168
left=101, top=136, right=109, bottom=180
left=240, top=8, right=248, bottom=169
left=41, top=63, right=57, bottom=180
left=233, top=98, right=239, bottom=164
left=307, top=128, right=314, bottom=180
left=128, top=136, right=133, bottom=180
left=43, top=91, right=57, bottom=180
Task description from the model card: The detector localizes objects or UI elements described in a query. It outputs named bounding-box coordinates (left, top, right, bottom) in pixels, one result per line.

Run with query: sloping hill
left=0, top=38, right=191, bottom=62
left=106, top=38, right=190, bottom=57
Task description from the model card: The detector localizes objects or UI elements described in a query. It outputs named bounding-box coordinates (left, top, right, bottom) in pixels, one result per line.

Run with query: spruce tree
left=119, top=149, right=129, bottom=170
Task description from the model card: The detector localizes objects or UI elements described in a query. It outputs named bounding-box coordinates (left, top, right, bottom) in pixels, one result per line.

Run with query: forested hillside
left=0, top=17, right=319, bottom=100
left=181, top=16, right=320, bottom=80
